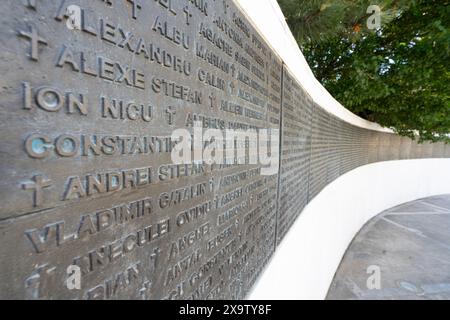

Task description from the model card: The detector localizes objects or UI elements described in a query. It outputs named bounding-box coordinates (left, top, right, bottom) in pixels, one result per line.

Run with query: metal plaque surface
left=276, top=67, right=312, bottom=244
left=0, top=0, right=282, bottom=300
left=0, top=0, right=448, bottom=300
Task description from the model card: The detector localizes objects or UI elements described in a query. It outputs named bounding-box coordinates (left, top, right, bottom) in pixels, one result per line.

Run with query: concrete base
left=327, top=194, right=450, bottom=300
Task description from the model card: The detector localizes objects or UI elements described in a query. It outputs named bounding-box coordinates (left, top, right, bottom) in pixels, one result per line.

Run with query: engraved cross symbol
left=165, top=107, right=176, bottom=125
left=22, top=175, right=52, bottom=207
left=229, top=81, right=236, bottom=94
left=127, top=0, right=142, bottom=19
left=139, top=280, right=152, bottom=300
left=218, top=264, right=225, bottom=275
left=223, top=0, right=229, bottom=14
left=209, top=93, right=217, bottom=109
left=230, top=64, right=236, bottom=77
left=183, top=6, right=193, bottom=25
left=150, top=248, right=161, bottom=270
left=25, top=264, right=56, bottom=300
left=18, top=25, right=48, bottom=61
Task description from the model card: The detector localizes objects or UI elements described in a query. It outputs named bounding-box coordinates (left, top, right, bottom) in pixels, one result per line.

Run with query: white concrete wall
left=248, top=159, right=450, bottom=299
left=231, top=0, right=450, bottom=299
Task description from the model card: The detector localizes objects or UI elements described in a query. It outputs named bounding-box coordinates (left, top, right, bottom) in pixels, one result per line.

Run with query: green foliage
left=278, top=0, right=450, bottom=142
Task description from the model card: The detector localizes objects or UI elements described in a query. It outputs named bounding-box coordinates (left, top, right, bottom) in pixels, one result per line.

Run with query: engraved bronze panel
left=0, top=0, right=282, bottom=300
left=276, top=66, right=312, bottom=244
left=0, top=0, right=448, bottom=300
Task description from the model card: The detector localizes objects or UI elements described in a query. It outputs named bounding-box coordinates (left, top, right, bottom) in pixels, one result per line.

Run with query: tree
left=278, top=0, right=450, bottom=142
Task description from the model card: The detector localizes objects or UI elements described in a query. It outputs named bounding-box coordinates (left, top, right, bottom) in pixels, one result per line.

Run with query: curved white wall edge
left=234, top=0, right=392, bottom=133
left=247, top=159, right=450, bottom=300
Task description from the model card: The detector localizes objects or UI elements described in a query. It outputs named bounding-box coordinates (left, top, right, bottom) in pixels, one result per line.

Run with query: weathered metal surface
left=0, top=0, right=281, bottom=300
left=308, top=104, right=331, bottom=201
left=399, top=136, right=412, bottom=160
left=367, top=131, right=381, bottom=163
left=276, top=67, right=311, bottom=244
left=0, top=0, right=448, bottom=300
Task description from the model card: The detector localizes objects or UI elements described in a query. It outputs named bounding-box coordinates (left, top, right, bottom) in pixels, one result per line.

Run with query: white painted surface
left=247, top=159, right=450, bottom=300
left=234, top=0, right=392, bottom=132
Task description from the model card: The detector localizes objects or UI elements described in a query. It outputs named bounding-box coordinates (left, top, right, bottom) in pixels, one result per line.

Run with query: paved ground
left=327, top=194, right=450, bottom=300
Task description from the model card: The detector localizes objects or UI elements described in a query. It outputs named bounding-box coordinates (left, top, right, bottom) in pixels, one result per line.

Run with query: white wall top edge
left=234, top=0, right=393, bottom=133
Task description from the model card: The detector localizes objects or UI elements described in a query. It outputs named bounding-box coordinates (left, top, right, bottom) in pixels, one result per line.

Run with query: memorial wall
left=0, top=0, right=448, bottom=300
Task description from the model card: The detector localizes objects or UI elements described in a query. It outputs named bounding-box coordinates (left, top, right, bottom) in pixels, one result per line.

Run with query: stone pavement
left=327, top=194, right=450, bottom=300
